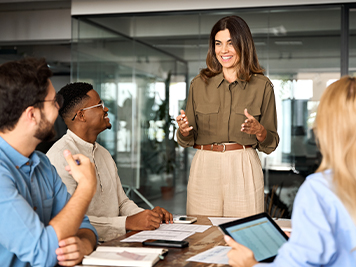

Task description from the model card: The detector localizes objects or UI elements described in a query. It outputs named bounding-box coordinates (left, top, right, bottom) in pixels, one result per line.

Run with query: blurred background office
left=1, top=0, right=355, bottom=217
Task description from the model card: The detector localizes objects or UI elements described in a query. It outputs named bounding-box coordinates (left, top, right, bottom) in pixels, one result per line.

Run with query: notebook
left=82, top=246, right=166, bottom=267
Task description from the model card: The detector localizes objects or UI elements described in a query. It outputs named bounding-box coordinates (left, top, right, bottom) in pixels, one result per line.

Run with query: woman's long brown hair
left=200, top=15, right=264, bottom=83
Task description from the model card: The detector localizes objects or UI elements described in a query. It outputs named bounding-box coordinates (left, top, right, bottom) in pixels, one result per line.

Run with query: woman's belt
left=193, top=143, right=252, bottom=152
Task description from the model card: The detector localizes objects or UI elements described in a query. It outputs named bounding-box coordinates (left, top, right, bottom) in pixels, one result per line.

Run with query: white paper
left=82, top=247, right=163, bottom=267
left=274, top=218, right=292, bottom=232
left=209, top=217, right=292, bottom=232
left=208, top=217, right=240, bottom=226
left=187, top=246, right=231, bottom=264
left=157, top=224, right=211, bottom=233
left=120, top=230, right=194, bottom=242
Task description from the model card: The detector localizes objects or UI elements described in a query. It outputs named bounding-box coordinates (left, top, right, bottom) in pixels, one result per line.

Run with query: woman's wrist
left=256, top=125, right=267, bottom=142
left=179, top=128, right=189, bottom=137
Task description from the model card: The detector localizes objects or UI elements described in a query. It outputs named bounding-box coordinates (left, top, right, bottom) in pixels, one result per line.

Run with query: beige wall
left=0, top=8, right=71, bottom=42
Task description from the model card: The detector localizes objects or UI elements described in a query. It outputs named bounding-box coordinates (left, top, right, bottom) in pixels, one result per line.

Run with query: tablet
left=219, top=212, right=289, bottom=263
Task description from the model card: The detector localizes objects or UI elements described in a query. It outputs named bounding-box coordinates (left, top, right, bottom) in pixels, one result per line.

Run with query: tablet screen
left=223, top=217, right=287, bottom=262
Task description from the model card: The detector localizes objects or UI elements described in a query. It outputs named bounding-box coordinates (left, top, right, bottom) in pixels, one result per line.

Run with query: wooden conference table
left=83, top=216, right=228, bottom=267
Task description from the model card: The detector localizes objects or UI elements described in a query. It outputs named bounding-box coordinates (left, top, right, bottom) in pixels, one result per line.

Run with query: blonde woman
left=225, top=76, right=356, bottom=266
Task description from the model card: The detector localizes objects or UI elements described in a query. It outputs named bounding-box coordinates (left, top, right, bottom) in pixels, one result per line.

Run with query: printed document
left=187, top=246, right=231, bottom=264
left=82, top=246, right=165, bottom=266
left=208, top=217, right=240, bottom=226
left=157, top=224, right=211, bottom=233
left=274, top=218, right=292, bottom=232
left=121, top=230, right=194, bottom=243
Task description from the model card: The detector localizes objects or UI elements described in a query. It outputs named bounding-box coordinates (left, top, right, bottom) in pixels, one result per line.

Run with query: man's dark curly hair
left=58, top=82, right=93, bottom=120
left=0, top=57, right=52, bottom=132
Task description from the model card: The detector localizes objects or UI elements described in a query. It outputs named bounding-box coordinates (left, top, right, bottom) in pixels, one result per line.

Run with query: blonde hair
left=315, top=76, right=356, bottom=222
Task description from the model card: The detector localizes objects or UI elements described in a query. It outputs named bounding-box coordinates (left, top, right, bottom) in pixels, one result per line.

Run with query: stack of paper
left=121, top=230, right=194, bottom=243
left=187, top=246, right=231, bottom=264
left=82, top=246, right=165, bottom=267
left=121, top=224, right=211, bottom=243
left=274, top=218, right=292, bottom=232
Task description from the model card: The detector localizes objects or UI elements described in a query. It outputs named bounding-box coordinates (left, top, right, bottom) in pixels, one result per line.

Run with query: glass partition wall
left=72, top=4, right=354, bottom=216
left=72, top=18, right=188, bottom=206
left=350, top=8, right=356, bottom=76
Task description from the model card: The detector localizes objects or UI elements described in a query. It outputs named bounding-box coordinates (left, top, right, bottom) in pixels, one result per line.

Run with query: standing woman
left=176, top=16, right=279, bottom=217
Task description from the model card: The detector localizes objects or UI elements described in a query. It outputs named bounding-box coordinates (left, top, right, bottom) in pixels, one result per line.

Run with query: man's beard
left=34, top=111, right=56, bottom=142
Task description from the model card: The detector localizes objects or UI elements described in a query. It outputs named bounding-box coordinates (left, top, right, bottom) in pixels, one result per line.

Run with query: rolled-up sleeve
left=51, top=165, right=98, bottom=243
left=256, top=82, right=279, bottom=154
left=79, top=214, right=98, bottom=241
left=177, top=79, right=196, bottom=148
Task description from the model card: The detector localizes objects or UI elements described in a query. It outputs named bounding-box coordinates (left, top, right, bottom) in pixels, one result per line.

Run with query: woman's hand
left=225, top=235, right=258, bottom=267
left=241, top=109, right=267, bottom=142
left=176, top=110, right=193, bottom=137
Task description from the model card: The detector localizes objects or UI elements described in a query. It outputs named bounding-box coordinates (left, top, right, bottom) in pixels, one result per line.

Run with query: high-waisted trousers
left=186, top=147, right=264, bottom=217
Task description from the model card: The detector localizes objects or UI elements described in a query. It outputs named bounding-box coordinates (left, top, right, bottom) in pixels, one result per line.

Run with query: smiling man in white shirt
left=47, top=82, right=173, bottom=242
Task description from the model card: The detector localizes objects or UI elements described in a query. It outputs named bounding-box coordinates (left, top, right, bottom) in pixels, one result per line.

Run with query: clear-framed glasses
left=72, top=100, right=105, bottom=121
left=36, top=93, right=64, bottom=109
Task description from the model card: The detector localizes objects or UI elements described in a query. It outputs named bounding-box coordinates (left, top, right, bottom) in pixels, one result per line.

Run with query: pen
left=159, top=249, right=169, bottom=260
left=75, top=159, right=80, bottom=165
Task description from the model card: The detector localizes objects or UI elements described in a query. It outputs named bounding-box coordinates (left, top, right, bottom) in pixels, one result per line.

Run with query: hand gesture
left=125, top=209, right=162, bottom=231
left=176, top=110, right=193, bottom=137
left=56, top=236, right=88, bottom=266
left=152, top=206, right=173, bottom=224
left=225, top=235, right=258, bottom=267
left=241, top=109, right=266, bottom=142
left=63, top=150, right=96, bottom=189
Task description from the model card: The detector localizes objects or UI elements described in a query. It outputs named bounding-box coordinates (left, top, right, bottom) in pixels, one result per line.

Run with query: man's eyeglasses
left=36, top=94, right=64, bottom=109
left=72, top=100, right=105, bottom=121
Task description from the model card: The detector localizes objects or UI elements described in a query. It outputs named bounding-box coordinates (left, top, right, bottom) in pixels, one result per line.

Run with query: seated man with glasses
left=0, top=58, right=98, bottom=266
left=47, top=82, right=173, bottom=242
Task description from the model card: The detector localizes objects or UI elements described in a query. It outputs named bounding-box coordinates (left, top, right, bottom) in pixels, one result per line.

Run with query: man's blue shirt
left=0, top=136, right=97, bottom=267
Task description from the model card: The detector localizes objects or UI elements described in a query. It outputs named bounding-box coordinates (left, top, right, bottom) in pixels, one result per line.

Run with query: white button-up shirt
left=47, top=129, right=143, bottom=242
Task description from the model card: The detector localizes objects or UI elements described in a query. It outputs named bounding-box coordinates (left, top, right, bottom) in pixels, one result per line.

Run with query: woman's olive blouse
left=177, top=72, right=279, bottom=154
